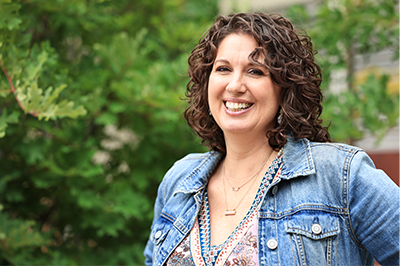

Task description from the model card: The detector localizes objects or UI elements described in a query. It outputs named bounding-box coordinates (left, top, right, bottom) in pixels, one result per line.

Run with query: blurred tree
left=0, top=0, right=216, bottom=264
left=1, top=0, right=397, bottom=264
left=287, top=0, right=399, bottom=143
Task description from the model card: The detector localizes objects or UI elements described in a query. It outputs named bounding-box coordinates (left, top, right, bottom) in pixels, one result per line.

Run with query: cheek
left=207, top=74, right=214, bottom=101
left=208, top=74, right=216, bottom=91
left=207, top=76, right=221, bottom=100
left=207, top=84, right=216, bottom=112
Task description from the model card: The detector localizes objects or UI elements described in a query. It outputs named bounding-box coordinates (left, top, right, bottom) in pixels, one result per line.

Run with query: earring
left=209, top=110, right=212, bottom=116
left=277, top=108, right=283, bottom=124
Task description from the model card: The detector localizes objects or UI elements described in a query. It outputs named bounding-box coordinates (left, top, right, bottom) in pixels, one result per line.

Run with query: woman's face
left=208, top=33, right=281, bottom=138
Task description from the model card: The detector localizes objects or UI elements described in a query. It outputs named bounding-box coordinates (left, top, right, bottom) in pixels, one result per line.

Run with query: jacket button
left=312, top=223, right=322, bottom=235
left=272, top=186, right=278, bottom=195
left=267, top=239, right=278, bottom=250
left=155, top=230, right=162, bottom=239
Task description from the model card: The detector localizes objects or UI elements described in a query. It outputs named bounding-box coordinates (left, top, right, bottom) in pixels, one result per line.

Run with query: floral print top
left=166, top=149, right=283, bottom=266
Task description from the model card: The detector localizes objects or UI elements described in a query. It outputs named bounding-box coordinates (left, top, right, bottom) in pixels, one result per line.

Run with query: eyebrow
left=214, top=58, right=266, bottom=68
left=214, top=59, right=229, bottom=64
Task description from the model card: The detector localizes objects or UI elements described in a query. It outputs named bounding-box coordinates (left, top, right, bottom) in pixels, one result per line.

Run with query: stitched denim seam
left=296, top=234, right=307, bottom=266
left=179, top=155, right=212, bottom=188
left=302, top=139, right=314, bottom=172
left=334, top=235, right=338, bottom=265
left=344, top=150, right=367, bottom=249
left=259, top=204, right=347, bottom=219
left=174, top=152, right=221, bottom=195
left=286, top=228, right=339, bottom=238
left=326, top=237, right=332, bottom=266
left=290, top=232, right=298, bottom=266
left=161, top=212, right=176, bottom=223
left=174, top=220, right=188, bottom=235
left=310, top=142, right=361, bottom=153
left=274, top=196, right=280, bottom=265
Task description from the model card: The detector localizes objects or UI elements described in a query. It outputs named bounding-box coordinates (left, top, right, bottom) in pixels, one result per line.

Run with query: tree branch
left=0, top=59, right=38, bottom=117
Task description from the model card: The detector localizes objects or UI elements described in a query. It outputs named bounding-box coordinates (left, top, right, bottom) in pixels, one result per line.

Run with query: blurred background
left=0, top=0, right=398, bottom=265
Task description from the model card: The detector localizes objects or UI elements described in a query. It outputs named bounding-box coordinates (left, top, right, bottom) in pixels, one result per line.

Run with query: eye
left=248, top=68, right=265, bottom=76
left=215, top=66, right=230, bottom=72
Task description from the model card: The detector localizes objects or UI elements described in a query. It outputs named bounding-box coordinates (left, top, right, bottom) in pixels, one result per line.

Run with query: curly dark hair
left=184, top=12, right=330, bottom=153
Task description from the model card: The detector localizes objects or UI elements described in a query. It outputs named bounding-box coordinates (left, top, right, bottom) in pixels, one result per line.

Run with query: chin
left=221, top=126, right=254, bottom=134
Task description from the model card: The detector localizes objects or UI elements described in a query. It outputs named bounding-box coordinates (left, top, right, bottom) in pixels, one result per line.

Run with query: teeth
left=225, top=101, right=252, bottom=111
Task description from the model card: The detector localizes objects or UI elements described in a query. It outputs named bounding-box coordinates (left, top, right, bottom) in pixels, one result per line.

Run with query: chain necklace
left=223, top=149, right=274, bottom=216
left=224, top=164, right=260, bottom=192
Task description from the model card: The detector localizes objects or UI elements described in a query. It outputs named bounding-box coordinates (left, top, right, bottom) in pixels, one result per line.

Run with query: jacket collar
left=175, top=137, right=316, bottom=194
left=280, top=137, right=316, bottom=179
left=174, top=151, right=223, bottom=195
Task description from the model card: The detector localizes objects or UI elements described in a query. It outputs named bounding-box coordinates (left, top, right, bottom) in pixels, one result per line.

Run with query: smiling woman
left=208, top=33, right=281, bottom=142
left=184, top=13, right=330, bottom=154
left=144, top=12, right=399, bottom=266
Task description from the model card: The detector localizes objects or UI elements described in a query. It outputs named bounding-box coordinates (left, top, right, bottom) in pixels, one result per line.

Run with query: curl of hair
left=184, top=12, right=330, bottom=153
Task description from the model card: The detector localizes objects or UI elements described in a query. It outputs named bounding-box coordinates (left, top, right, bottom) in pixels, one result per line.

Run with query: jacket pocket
left=285, top=210, right=340, bottom=266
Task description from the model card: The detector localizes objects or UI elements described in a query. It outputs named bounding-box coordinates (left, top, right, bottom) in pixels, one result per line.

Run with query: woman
left=144, top=12, right=399, bottom=266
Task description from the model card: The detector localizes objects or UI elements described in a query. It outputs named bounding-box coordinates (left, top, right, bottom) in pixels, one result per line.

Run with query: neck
left=222, top=132, right=275, bottom=182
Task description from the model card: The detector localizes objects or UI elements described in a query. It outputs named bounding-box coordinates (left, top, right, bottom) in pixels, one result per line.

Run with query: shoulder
left=282, top=138, right=370, bottom=179
left=171, top=152, right=216, bottom=169
left=159, top=151, right=222, bottom=201
left=308, top=141, right=373, bottom=169
left=309, top=141, right=365, bottom=160
left=164, top=151, right=219, bottom=182
left=288, top=136, right=368, bottom=163
left=306, top=140, right=383, bottom=186
left=285, top=137, right=365, bottom=161
left=302, top=139, right=397, bottom=196
left=309, top=141, right=363, bottom=154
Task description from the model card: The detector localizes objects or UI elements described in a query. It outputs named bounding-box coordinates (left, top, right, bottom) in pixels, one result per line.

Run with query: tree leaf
left=0, top=109, right=19, bottom=138
left=0, top=2, right=22, bottom=30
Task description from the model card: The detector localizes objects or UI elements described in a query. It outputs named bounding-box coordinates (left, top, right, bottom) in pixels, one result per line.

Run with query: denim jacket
left=144, top=137, right=399, bottom=266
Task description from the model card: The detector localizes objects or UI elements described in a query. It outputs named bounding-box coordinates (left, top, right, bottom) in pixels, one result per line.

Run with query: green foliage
left=322, top=74, right=398, bottom=143
left=0, top=109, right=18, bottom=138
left=287, top=0, right=399, bottom=143
left=12, top=44, right=87, bottom=121
left=0, top=0, right=216, bottom=264
left=1, top=0, right=397, bottom=264
left=0, top=2, right=22, bottom=30
left=0, top=24, right=86, bottom=133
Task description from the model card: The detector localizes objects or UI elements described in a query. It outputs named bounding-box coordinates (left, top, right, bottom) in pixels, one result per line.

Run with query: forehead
left=215, top=33, right=265, bottom=64
left=217, top=33, right=256, bottom=53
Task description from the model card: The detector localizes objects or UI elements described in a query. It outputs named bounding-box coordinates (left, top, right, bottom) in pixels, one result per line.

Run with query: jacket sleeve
left=347, top=150, right=399, bottom=265
left=144, top=176, right=166, bottom=266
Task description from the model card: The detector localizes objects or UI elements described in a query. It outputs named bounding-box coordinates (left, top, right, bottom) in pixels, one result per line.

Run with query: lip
left=223, top=97, right=253, bottom=104
left=223, top=98, right=254, bottom=116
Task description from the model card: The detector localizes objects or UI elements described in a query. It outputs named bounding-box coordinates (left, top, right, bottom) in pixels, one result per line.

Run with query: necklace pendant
left=225, top=209, right=236, bottom=216
left=232, top=187, right=240, bottom=192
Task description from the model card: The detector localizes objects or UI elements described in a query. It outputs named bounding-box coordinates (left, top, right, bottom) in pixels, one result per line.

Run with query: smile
left=224, top=101, right=253, bottom=112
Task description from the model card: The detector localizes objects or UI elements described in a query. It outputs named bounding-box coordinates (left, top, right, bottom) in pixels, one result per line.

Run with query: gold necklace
left=223, top=150, right=274, bottom=216
left=223, top=164, right=260, bottom=192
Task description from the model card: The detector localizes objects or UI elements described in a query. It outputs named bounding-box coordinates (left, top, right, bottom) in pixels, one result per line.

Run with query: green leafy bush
left=0, top=0, right=216, bottom=264
left=0, top=0, right=397, bottom=264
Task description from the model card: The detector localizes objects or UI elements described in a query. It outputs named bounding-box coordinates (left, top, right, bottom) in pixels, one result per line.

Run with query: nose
left=225, top=73, right=246, bottom=94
